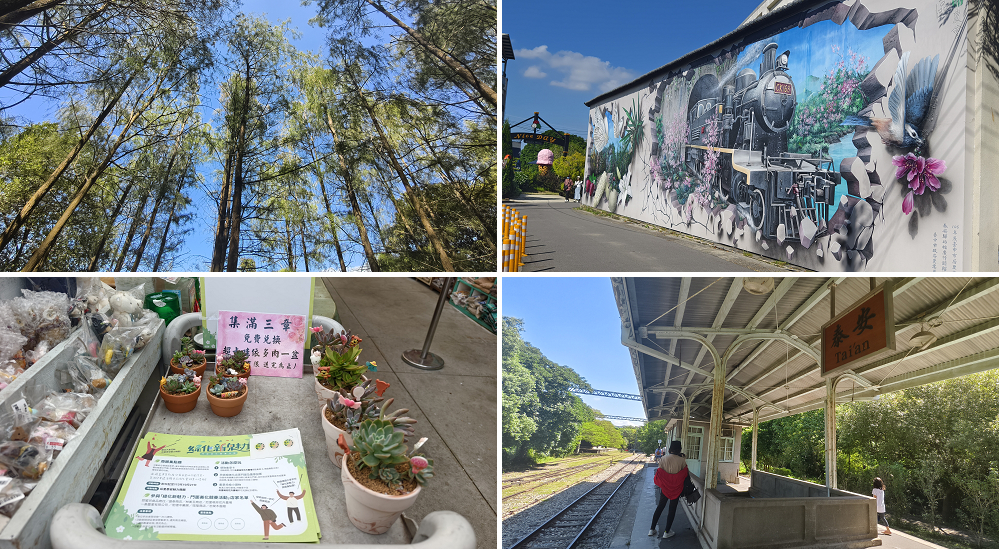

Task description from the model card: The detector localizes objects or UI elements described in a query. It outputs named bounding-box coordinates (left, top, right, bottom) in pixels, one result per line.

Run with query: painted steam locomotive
left=686, top=43, right=838, bottom=243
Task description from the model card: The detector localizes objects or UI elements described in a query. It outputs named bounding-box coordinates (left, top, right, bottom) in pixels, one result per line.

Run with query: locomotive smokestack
left=760, top=43, right=778, bottom=74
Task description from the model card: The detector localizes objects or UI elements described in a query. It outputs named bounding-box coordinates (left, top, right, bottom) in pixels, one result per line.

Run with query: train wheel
left=717, top=161, right=731, bottom=202
left=750, top=189, right=766, bottom=230
left=732, top=173, right=748, bottom=205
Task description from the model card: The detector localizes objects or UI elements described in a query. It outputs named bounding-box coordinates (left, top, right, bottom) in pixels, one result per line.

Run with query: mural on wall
left=584, top=0, right=970, bottom=271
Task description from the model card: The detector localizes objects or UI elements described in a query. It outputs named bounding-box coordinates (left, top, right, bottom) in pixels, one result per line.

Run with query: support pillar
left=681, top=400, right=690, bottom=458
left=705, top=358, right=725, bottom=490
left=751, top=406, right=760, bottom=472
left=825, top=376, right=837, bottom=492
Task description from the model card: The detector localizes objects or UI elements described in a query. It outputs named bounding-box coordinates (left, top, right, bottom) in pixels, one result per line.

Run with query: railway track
left=503, top=459, right=616, bottom=489
left=509, top=455, right=641, bottom=548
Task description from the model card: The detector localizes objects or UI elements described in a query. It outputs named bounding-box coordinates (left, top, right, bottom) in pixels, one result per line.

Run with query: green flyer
left=106, top=428, right=320, bottom=543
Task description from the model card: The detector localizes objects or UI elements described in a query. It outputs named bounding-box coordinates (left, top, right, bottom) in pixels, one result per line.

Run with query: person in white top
left=872, top=477, right=891, bottom=535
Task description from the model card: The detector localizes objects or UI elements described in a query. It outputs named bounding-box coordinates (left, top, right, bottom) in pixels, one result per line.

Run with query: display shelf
left=448, top=279, right=496, bottom=334
left=0, top=320, right=164, bottom=548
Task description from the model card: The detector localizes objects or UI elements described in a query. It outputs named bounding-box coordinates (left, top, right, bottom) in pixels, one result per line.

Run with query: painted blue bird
left=841, top=51, right=938, bottom=154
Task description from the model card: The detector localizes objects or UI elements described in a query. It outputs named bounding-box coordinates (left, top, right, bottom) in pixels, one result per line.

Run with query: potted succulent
left=205, top=375, right=248, bottom=417
left=215, top=349, right=251, bottom=378
left=159, top=369, right=202, bottom=413
left=170, top=336, right=207, bottom=377
left=322, top=379, right=415, bottom=468
left=310, top=327, right=376, bottom=408
left=337, top=414, right=433, bottom=534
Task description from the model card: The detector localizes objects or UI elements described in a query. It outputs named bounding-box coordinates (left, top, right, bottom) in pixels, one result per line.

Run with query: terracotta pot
left=341, top=455, right=420, bottom=534
left=206, top=385, right=248, bottom=417
left=321, top=405, right=353, bottom=468
left=159, top=385, right=201, bottom=413
left=170, top=357, right=207, bottom=378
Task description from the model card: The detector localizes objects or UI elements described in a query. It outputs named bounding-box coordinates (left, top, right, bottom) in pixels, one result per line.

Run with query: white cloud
left=513, top=45, right=637, bottom=93
left=523, top=65, right=547, bottom=78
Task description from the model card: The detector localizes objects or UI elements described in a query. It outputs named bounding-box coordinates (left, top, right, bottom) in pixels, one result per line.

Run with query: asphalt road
left=506, top=194, right=789, bottom=272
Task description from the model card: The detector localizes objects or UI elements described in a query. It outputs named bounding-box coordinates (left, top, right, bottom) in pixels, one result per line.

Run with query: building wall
left=583, top=0, right=996, bottom=272
left=674, top=420, right=744, bottom=484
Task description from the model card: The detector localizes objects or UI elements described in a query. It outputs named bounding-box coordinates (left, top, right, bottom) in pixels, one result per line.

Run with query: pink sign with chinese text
left=216, top=310, right=308, bottom=378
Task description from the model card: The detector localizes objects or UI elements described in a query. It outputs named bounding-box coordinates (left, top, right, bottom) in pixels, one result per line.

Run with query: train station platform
left=612, top=459, right=943, bottom=549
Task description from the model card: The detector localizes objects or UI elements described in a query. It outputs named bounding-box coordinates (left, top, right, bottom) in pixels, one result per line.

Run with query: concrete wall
left=696, top=471, right=879, bottom=548
left=751, top=469, right=857, bottom=497
left=583, top=0, right=997, bottom=272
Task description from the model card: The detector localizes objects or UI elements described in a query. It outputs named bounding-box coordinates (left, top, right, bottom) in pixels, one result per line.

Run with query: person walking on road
left=562, top=177, right=573, bottom=201
left=650, top=440, right=688, bottom=540
left=574, top=179, right=582, bottom=201
left=873, top=477, right=891, bottom=535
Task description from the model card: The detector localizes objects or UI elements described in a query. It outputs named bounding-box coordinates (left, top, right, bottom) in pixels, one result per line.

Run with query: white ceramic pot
left=315, top=377, right=339, bottom=410
left=341, top=456, right=421, bottom=535
left=321, top=405, right=353, bottom=468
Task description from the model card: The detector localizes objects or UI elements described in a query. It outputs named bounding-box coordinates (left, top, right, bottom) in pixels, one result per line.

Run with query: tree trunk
left=285, top=222, right=295, bottom=271
left=305, top=131, right=347, bottom=272
left=299, top=223, right=310, bottom=272
left=211, top=146, right=234, bottom=271
left=112, top=183, right=151, bottom=271
left=323, top=108, right=381, bottom=271
left=86, top=180, right=136, bottom=271
left=152, top=194, right=178, bottom=271
left=0, top=0, right=61, bottom=26
left=225, top=58, right=253, bottom=272
left=361, top=0, right=496, bottom=107
left=0, top=3, right=109, bottom=88
left=20, top=71, right=164, bottom=271
left=357, top=94, right=454, bottom=271
left=0, top=69, right=135, bottom=253
left=131, top=179, right=170, bottom=271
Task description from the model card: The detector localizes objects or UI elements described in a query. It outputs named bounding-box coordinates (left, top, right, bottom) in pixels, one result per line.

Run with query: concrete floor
left=318, top=277, right=497, bottom=549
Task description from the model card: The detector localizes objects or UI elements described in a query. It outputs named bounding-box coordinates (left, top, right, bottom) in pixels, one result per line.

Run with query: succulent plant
left=208, top=375, right=246, bottom=398
left=216, top=349, right=250, bottom=377
left=351, top=417, right=409, bottom=490
left=172, top=337, right=204, bottom=364
left=409, top=454, right=434, bottom=486
left=160, top=368, right=200, bottom=395
left=311, top=327, right=373, bottom=391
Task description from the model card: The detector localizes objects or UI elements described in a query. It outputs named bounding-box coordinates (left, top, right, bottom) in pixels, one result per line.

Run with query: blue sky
left=502, top=1, right=753, bottom=137
left=503, top=277, right=647, bottom=426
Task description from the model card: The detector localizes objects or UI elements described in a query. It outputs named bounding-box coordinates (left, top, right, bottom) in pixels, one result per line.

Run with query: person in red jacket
left=649, top=440, right=688, bottom=539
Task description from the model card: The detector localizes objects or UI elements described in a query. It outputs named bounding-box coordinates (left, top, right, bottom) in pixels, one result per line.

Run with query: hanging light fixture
left=743, top=277, right=775, bottom=295
left=909, top=323, right=938, bottom=350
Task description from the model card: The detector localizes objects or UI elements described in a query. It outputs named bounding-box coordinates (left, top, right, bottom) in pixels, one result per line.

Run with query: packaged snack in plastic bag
left=0, top=476, right=29, bottom=517
left=20, top=290, right=71, bottom=350
left=0, top=330, right=27, bottom=365
left=35, top=393, right=96, bottom=429
left=0, top=441, right=51, bottom=480
left=0, top=361, right=24, bottom=391
left=97, top=326, right=142, bottom=377
left=28, top=421, right=76, bottom=459
left=59, top=353, right=112, bottom=398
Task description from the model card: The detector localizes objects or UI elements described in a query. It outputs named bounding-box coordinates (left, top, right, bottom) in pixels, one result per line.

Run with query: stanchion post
left=401, top=276, right=456, bottom=370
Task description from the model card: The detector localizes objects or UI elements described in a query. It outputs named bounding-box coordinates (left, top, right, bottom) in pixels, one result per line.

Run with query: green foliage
left=160, top=369, right=199, bottom=395
left=635, top=420, right=669, bottom=454
left=579, top=419, right=626, bottom=449
left=553, top=152, right=586, bottom=181
left=742, top=370, right=998, bottom=540
left=502, top=316, right=592, bottom=466
left=787, top=49, right=868, bottom=156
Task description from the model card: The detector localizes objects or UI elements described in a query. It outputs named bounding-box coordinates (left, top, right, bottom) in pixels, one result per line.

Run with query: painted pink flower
left=909, top=157, right=946, bottom=195
left=410, top=456, right=428, bottom=474
left=902, top=191, right=915, bottom=215
left=893, top=153, right=922, bottom=181
left=339, top=395, right=360, bottom=409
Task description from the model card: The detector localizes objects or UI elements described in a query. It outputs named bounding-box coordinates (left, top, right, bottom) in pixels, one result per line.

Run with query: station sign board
left=820, top=282, right=895, bottom=377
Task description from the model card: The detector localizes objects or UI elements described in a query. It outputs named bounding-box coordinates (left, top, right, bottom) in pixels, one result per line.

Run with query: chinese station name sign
left=820, top=283, right=895, bottom=377
left=217, top=310, right=307, bottom=378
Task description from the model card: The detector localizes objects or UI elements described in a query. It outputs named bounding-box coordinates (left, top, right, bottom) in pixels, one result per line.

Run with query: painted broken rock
left=776, top=223, right=786, bottom=245
left=799, top=218, right=818, bottom=248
